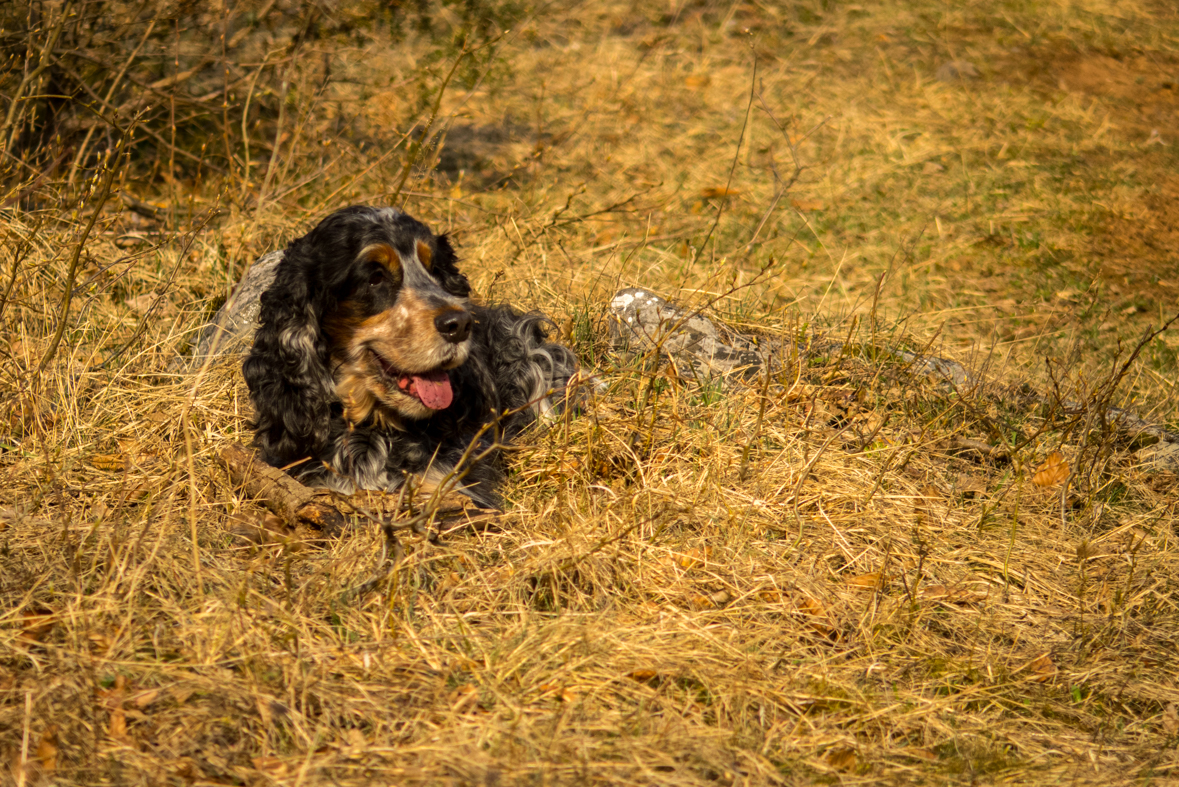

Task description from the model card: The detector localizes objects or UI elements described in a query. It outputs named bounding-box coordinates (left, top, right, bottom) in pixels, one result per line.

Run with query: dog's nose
left=435, top=309, right=472, bottom=343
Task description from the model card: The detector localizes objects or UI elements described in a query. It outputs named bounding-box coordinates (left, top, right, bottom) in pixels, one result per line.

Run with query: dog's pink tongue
left=407, top=370, right=453, bottom=410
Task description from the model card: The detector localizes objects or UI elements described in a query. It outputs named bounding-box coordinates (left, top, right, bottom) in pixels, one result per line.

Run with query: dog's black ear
left=431, top=233, right=471, bottom=298
left=242, top=245, right=335, bottom=468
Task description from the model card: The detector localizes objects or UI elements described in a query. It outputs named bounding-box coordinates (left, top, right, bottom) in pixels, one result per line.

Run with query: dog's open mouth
left=371, top=351, right=454, bottom=410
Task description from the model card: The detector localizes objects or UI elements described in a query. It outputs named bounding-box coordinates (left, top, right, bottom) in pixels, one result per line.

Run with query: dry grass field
left=2, top=0, right=1178, bottom=784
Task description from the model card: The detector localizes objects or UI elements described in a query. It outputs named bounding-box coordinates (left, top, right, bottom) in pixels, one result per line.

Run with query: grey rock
left=604, top=287, right=1178, bottom=477
left=899, top=351, right=974, bottom=388
left=606, top=288, right=773, bottom=380
left=191, top=251, right=284, bottom=365
left=1134, top=440, right=1179, bottom=474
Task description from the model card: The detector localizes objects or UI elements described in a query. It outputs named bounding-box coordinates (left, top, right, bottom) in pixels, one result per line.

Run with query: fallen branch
left=216, top=442, right=493, bottom=538
left=217, top=442, right=346, bottom=535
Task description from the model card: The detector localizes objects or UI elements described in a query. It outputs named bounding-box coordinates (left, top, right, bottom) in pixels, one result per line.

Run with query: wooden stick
left=216, top=442, right=493, bottom=537
left=217, top=442, right=346, bottom=535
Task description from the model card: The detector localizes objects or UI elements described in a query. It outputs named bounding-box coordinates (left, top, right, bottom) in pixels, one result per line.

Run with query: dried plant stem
left=1, top=1, right=71, bottom=157
left=38, top=134, right=127, bottom=372
left=388, top=46, right=469, bottom=205
left=66, top=18, right=156, bottom=185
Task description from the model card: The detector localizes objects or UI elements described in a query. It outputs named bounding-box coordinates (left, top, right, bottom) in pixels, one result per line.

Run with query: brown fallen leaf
left=920, top=584, right=950, bottom=600
left=825, top=747, right=857, bottom=771
left=676, top=546, right=713, bottom=570
left=1017, top=653, right=1057, bottom=683
left=108, top=705, right=128, bottom=740
left=538, top=683, right=576, bottom=703
left=685, top=74, right=711, bottom=89
left=796, top=595, right=834, bottom=636
left=1162, top=703, right=1179, bottom=735
left=896, top=745, right=938, bottom=762
left=101, top=675, right=130, bottom=740
left=36, top=725, right=58, bottom=774
left=918, top=484, right=941, bottom=501
left=626, top=669, right=659, bottom=684
left=132, top=689, right=161, bottom=709
left=90, top=453, right=126, bottom=472
left=18, top=611, right=56, bottom=644
left=1032, top=452, right=1069, bottom=487
left=708, top=589, right=732, bottom=606
left=957, top=473, right=988, bottom=499
left=448, top=684, right=479, bottom=713
left=845, top=572, right=885, bottom=590
left=798, top=596, right=825, bottom=616
left=252, top=757, right=289, bottom=777
left=700, top=186, right=738, bottom=199
left=791, top=198, right=824, bottom=211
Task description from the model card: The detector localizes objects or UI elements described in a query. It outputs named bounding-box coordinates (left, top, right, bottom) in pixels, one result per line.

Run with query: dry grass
left=3, top=0, right=1179, bottom=784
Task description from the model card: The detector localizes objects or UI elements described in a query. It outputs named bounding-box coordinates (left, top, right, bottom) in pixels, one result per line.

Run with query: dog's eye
left=368, top=270, right=385, bottom=287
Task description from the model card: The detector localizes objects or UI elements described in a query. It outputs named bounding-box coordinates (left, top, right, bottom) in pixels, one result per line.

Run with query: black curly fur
left=242, top=205, right=579, bottom=509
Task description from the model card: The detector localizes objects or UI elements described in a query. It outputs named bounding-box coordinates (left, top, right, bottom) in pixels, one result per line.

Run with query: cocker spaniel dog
left=243, top=205, right=579, bottom=509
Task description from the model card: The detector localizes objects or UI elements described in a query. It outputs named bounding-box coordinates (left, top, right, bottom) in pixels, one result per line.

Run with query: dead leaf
left=676, top=546, right=713, bottom=570
left=845, top=572, right=885, bottom=590
left=794, top=596, right=835, bottom=636
left=108, top=705, right=128, bottom=740
left=36, top=726, right=58, bottom=774
left=170, top=685, right=196, bottom=705
left=700, top=186, right=739, bottom=199
left=1162, top=703, right=1179, bottom=735
left=689, top=593, right=714, bottom=609
left=1019, top=653, right=1057, bottom=683
left=132, top=689, right=161, bottom=709
left=252, top=757, right=289, bottom=777
left=538, top=683, right=576, bottom=703
left=798, top=596, right=824, bottom=616
left=448, top=684, right=479, bottom=713
left=88, top=630, right=117, bottom=654
left=896, top=745, right=938, bottom=762
left=825, top=747, right=857, bottom=771
left=626, top=669, right=659, bottom=684
left=1032, top=452, right=1069, bottom=487
left=957, top=473, right=987, bottom=499
left=685, top=74, right=711, bottom=89
left=708, top=589, right=732, bottom=606
left=90, top=453, right=126, bottom=472
left=101, top=675, right=130, bottom=740
left=791, top=198, right=824, bottom=211
left=18, top=608, right=55, bottom=644
left=918, top=484, right=941, bottom=500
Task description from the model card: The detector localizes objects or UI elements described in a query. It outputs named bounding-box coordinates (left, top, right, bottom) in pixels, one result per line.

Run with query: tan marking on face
left=323, top=291, right=471, bottom=423
left=358, top=243, right=403, bottom=281
left=416, top=240, right=432, bottom=269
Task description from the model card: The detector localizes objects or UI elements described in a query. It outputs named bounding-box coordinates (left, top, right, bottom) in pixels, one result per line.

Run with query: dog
left=242, top=205, right=579, bottom=509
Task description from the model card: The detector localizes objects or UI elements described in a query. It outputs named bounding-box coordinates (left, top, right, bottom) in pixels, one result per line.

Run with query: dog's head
left=244, top=206, right=474, bottom=463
